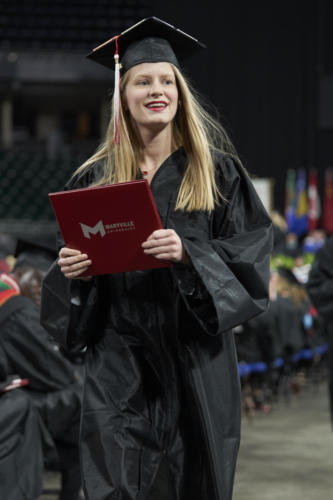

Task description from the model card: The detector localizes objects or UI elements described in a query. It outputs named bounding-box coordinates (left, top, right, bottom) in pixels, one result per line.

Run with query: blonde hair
left=73, top=64, right=240, bottom=211
left=276, top=275, right=309, bottom=306
left=271, top=210, right=287, bottom=231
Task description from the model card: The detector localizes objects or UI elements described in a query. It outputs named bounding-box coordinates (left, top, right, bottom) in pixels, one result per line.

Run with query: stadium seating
left=0, top=0, right=150, bottom=52
left=0, top=149, right=83, bottom=220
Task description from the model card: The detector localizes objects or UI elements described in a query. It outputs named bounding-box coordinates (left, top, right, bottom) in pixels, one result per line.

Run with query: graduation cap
left=13, top=236, right=57, bottom=273
left=276, top=267, right=300, bottom=286
left=0, top=233, right=17, bottom=259
left=86, top=16, right=206, bottom=73
left=86, top=17, right=206, bottom=143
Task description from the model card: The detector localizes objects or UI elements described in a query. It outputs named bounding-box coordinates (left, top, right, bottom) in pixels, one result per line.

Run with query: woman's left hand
left=142, top=229, right=188, bottom=264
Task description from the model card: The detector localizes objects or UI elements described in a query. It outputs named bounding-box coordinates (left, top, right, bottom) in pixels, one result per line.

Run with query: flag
left=322, top=168, right=333, bottom=234
left=285, top=169, right=296, bottom=232
left=290, top=169, right=308, bottom=236
left=308, top=169, right=320, bottom=231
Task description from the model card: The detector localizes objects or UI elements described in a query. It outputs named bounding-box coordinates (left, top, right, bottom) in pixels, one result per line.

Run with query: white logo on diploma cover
left=80, top=220, right=106, bottom=239
left=80, top=220, right=136, bottom=239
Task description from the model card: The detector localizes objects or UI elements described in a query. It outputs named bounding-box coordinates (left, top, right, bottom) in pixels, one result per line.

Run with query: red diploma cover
left=49, top=179, right=172, bottom=276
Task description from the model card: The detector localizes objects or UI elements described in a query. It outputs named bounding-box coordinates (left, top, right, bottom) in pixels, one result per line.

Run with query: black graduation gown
left=306, top=236, right=333, bottom=422
left=0, top=387, right=45, bottom=500
left=0, top=291, right=82, bottom=447
left=236, top=304, right=277, bottom=365
left=41, top=148, right=273, bottom=500
left=269, top=295, right=306, bottom=359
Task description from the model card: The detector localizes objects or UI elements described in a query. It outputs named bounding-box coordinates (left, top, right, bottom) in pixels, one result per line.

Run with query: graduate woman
left=41, top=17, right=273, bottom=500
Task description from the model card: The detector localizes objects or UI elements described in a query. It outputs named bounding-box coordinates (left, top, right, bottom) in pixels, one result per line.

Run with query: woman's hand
left=58, top=247, right=92, bottom=279
left=142, top=229, right=189, bottom=264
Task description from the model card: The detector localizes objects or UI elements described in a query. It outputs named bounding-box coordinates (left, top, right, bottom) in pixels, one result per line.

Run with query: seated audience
left=306, top=235, right=333, bottom=424
left=0, top=236, right=83, bottom=500
left=0, top=352, right=47, bottom=500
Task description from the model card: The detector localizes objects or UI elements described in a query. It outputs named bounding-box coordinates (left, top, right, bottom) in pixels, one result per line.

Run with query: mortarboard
left=14, top=236, right=57, bottom=273
left=86, top=16, right=206, bottom=74
left=276, top=267, right=300, bottom=286
left=86, top=17, right=206, bottom=144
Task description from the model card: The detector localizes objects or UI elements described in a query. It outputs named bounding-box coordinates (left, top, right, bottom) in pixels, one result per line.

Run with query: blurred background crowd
left=1, top=0, right=333, bottom=498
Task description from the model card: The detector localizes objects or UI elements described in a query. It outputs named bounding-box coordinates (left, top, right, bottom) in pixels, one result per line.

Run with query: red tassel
left=114, top=36, right=120, bottom=145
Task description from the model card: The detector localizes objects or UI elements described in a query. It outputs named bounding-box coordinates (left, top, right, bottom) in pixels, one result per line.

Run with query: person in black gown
left=41, top=17, right=273, bottom=500
left=306, top=235, right=333, bottom=424
left=0, top=246, right=83, bottom=500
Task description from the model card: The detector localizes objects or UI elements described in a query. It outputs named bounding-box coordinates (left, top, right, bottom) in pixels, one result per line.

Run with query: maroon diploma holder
left=49, top=179, right=172, bottom=276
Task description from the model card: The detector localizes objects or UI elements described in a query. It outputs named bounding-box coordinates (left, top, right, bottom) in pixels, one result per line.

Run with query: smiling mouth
left=145, top=102, right=168, bottom=110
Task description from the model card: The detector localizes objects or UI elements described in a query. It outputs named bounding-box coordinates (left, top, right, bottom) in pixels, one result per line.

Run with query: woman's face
left=123, top=62, right=178, bottom=134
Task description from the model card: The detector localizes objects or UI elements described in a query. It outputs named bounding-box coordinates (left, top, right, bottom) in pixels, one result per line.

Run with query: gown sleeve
left=40, top=259, right=101, bottom=352
left=173, top=155, right=273, bottom=335
left=41, top=166, right=104, bottom=352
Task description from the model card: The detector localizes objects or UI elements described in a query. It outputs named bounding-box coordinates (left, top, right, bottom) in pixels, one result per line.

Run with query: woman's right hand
left=58, top=247, right=92, bottom=279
